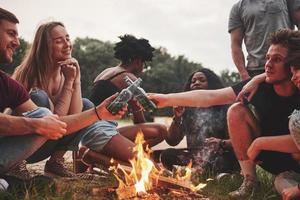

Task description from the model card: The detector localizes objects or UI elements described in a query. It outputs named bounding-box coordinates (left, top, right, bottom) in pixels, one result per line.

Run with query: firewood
left=117, top=164, right=193, bottom=190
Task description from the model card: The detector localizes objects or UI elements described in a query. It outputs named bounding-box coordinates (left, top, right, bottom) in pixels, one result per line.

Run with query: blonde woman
left=12, top=22, right=135, bottom=178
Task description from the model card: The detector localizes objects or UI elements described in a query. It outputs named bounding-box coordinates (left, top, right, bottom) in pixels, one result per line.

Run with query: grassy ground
left=0, top=165, right=281, bottom=200
left=0, top=118, right=282, bottom=199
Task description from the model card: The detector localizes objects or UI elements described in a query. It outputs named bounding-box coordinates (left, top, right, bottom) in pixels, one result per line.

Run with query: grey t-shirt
left=228, top=0, right=300, bottom=71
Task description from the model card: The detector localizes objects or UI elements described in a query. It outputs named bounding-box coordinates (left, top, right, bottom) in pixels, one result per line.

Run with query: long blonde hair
left=13, top=21, right=65, bottom=91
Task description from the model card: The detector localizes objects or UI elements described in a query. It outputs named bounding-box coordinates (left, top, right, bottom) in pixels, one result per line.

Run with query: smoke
left=182, top=106, right=228, bottom=148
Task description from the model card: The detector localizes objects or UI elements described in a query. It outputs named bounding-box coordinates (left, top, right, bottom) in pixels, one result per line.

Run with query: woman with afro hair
left=90, top=34, right=167, bottom=148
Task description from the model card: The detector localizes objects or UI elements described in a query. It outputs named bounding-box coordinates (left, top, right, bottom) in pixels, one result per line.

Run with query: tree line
left=1, top=37, right=240, bottom=116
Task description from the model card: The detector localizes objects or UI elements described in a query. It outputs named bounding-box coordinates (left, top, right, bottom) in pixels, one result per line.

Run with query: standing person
left=0, top=8, right=135, bottom=182
left=90, top=34, right=167, bottom=148
left=162, top=68, right=238, bottom=173
left=149, top=29, right=300, bottom=199
left=229, top=0, right=300, bottom=80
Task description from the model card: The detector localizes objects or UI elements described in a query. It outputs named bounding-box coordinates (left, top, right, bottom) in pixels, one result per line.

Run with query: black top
left=89, top=71, right=127, bottom=106
left=232, top=80, right=300, bottom=135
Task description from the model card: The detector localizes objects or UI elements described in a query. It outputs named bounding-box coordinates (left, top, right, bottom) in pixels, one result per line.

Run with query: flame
left=110, top=131, right=156, bottom=196
left=110, top=131, right=206, bottom=199
left=174, top=160, right=207, bottom=192
left=130, top=131, right=154, bottom=193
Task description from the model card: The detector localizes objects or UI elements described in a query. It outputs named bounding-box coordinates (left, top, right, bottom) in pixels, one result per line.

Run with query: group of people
left=150, top=29, right=300, bottom=199
left=1, top=0, right=300, bottom=199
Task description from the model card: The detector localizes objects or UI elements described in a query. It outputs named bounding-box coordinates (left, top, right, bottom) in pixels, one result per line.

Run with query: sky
left=2, top=0, right=238, bottom=74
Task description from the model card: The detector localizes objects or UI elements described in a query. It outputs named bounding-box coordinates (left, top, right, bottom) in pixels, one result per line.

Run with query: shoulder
left=93, top=67, right=114, bottom=82
left=0, top=71, right=26, bottom=92
left=228, top=0, right=244, bottom=32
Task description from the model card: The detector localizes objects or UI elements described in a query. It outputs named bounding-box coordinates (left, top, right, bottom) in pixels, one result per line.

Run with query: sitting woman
left=12, top=22, right=135, bottom=178
left=90, top=34, right=167, bottom=148
left=161, top=68, right=239, bottom=173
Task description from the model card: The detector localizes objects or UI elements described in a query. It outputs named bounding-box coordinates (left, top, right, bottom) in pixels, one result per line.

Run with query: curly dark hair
left=285, top=50, right=300, bottom=69
left=269, top=29, right=300, bottom=69
left=183, top=68, right=224, bottom=91
left=114, top=34, right=155, bottom=65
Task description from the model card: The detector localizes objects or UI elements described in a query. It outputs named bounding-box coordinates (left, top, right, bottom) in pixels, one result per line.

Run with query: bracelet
left=94, top=106, right=101, bottom=120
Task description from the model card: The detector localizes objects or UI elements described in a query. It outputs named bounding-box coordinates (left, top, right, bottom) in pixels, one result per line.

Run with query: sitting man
left=149, top=29, right=300, bottom=199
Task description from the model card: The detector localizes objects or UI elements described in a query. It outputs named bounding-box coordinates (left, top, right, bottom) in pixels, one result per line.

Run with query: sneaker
left=44, top=158, right=75, bottom=178
left=229, top=176, right=258, bottom=199
left=6, top=160, right=32, bottom=180
left=0, top=178, right=9, bottom=192
left=45, top=158, right=97, bottom=180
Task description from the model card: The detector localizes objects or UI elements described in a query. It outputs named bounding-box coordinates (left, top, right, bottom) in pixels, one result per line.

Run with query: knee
left=30, top=89, right=50, bottom=108
left=82, top=98, right=95, bottom=111
left=291, top=153, right=300, bottom=162
left=289, top=109, right=300, bottom=136
left=227, top=102, right=249, bottom=124
left=274, top=171, right=292, bottom=193
left=24, top=107, right=52, bottom=118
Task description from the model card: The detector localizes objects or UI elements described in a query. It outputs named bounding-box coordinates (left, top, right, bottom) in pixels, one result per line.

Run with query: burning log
left=117, top=164, right=204, bottom=190
left=109, top=131, right=207, bottom=199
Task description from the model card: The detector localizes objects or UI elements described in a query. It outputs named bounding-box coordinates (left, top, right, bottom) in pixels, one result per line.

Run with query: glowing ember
left=109, top=131, right=206, bottom=199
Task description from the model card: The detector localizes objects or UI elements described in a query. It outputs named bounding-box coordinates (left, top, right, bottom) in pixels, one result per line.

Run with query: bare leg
left=102, top=134, right=135, bottom=163
left=81, top=134, right=135, bottom=169
left=118, top=123, right=167, bottom=147
left=227, top=102, right=261, bottom=179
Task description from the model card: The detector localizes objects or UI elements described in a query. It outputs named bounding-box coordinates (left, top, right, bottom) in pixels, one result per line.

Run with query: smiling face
left=0, top=19, right=20, bottom=64
left=190, top=72, right=208, bottom=90
left=265, top=44, right=291, bottom=84
left=50, top=25, right=72, bottom=63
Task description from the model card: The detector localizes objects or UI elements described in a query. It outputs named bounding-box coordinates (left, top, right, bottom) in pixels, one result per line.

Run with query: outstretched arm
left=148, top=87, right=237, bottom=108
left=1, top=94, right=125, bottom=139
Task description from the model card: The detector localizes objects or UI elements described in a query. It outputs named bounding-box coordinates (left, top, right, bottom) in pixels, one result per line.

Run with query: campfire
left=109, top=131, right=207, bottom=199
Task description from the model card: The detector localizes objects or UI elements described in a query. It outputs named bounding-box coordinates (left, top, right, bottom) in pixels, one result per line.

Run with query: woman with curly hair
left=161, top=68, right=239, bottom=173
left=90, top=34, right=167, bottom=148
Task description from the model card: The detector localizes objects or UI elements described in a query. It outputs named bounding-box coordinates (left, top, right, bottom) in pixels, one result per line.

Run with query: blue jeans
left=26, top=89, right=119, bottom=163
left=0, top=107, right=51, bottom=174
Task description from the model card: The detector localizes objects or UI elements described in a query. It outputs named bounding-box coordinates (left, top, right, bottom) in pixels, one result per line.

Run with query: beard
left=0, top=49, right=12, bottom=64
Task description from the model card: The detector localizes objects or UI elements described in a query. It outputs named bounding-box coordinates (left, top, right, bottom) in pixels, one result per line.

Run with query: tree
left=72, top=37, right=118, bottom=97
left=220, top=69, right=241, bottom=87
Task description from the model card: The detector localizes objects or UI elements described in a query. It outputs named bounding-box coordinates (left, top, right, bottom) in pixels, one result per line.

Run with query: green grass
left=198, top=166, right=280, bottom=200
left=0, top=166, right=281, bottom=200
